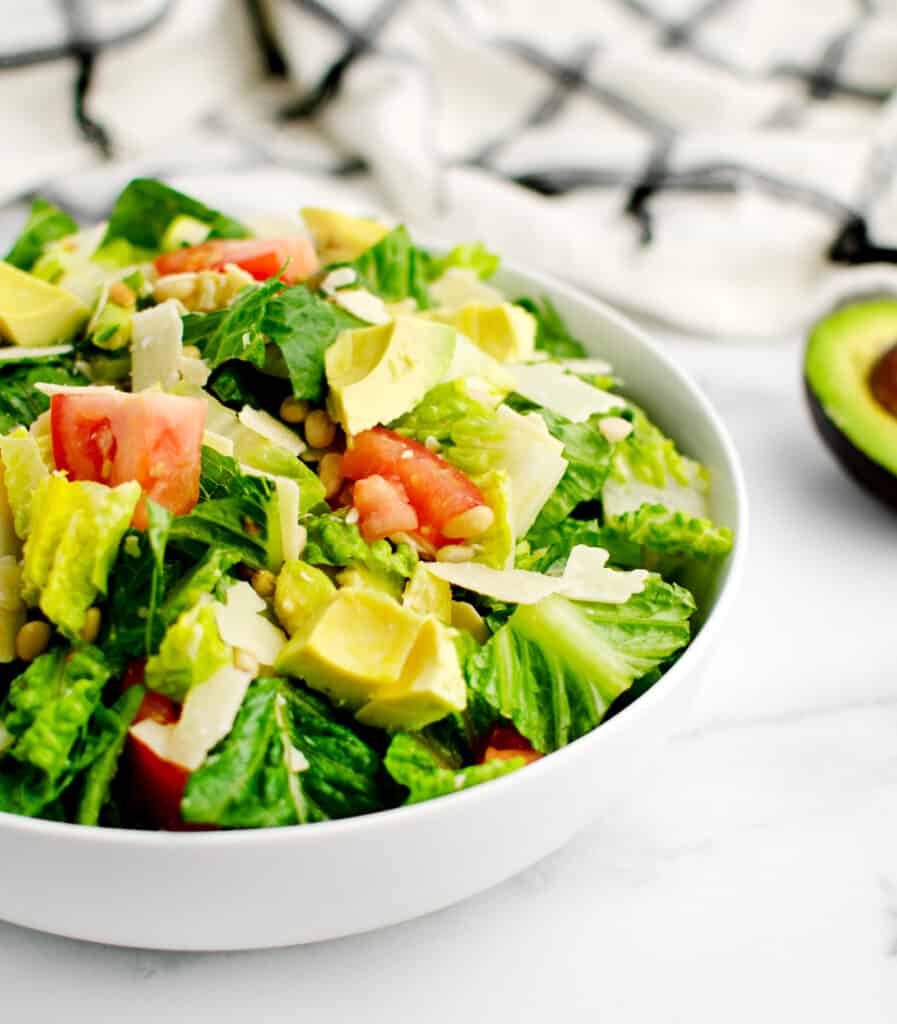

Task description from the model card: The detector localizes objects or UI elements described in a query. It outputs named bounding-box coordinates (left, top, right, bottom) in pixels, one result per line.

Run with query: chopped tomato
left=480, top=723, right=542, bottom=766
left=353, top=474, right=418, bottom=542
left=154, top=238, right=319, bottom=285
left=341, top=427, right=487, bottom=544
left=50, top=390, right=205, bottom=528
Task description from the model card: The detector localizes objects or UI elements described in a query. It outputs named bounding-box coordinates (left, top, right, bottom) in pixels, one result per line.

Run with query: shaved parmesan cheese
left=180, top=355, right=211, bottom=388
left=214, top=581, right=286, bottom=669
left=559, top=357, right=613, bottom=376
left=0, top=345, right=73, bottom=363
left=202, top=430, right=234, bottom=457
left=238, top=406, right=305, bottom=456
left=35, top=382, right=116, bottom=397
left=426, top=545, right=648, bottom=606
left=130, top=666, right=253, bottom=771
left=131, top=300, right=184, bottom=392
left=509, top=362, right=625, bottom=421
left=425, top=562, right=564, bottom=604
left=320, top=267, right=357, bottom=293
left=560, top=545, right=648, bottom=603
left=429, top=268, right=504, bottom=312
left=331, top=288, right=391, bottom=324
left=494, top=405, right=567, bottom=536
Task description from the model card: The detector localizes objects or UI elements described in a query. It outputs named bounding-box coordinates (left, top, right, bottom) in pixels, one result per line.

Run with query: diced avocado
left=402, top=563, right=451, bottom=624
left=356, top=618, right=466, bottom=731
left=145, top=598, right=232, bottom=702
left=433, top=302, right=536, bottom=362
left=275, top=588, right=423, bottom=707
left=90, top=299, right=133, bottom=351
left=161, top=215, right=212, bottom=252
left=337, top=565, right=403, bottom=600
left=301, top=207, right=389, bottom=263
left=0, top=263, right=89, bottom=346
left=805, top=298, right=897, bottom=506
left=325, top=316, right=455, bottom=435
left=274, top=559, right=336, bottom=636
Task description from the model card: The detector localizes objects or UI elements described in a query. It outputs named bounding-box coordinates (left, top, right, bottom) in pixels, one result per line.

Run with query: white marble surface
left=3, top=332, right=896, bottom=1022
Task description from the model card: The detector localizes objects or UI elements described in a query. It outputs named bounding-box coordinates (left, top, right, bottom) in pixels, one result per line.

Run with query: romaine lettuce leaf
left=339, top=226, right=430, bottom=307
left=465, top=579, right=695, bottom=752
left=424, top=242, right=500, bottom=282
left=0, top=427, right=50, bottom=539
left=0, top=356, right=87, bottom=437
left=599, top=504, right=733, bottom=573
left=514, top=296, right=586, bottom=358
left=4, top=198, right=77, bottom=271
left=384, top=730, right=523, bottom=805
left=145, top=599, right=232, bottom=702
left=303, top=511, right=418, bottom=583
left=181, top=677, right=385, bottom=827
left=98, top=178, right=248, bottom=253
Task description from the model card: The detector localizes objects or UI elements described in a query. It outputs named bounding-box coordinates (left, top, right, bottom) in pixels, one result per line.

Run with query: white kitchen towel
left=4, top=0, right=897, bottom=337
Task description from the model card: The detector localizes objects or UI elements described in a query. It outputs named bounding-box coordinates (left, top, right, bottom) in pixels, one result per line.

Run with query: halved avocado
left=804, top=298, right=897, bottom=507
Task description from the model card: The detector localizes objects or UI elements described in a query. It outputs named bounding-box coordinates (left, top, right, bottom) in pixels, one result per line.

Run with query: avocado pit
left=869, top=342, right=897, bottom=418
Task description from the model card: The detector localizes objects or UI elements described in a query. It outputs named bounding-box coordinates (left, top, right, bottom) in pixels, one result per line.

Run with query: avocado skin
left=804, top=375, right=897, bottom=509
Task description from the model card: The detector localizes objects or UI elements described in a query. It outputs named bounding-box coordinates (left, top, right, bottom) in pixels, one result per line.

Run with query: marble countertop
left=2, top=332, right=895, bottom=1022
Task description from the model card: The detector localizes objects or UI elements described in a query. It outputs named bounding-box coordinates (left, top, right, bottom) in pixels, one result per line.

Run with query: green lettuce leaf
left=303, top=512, right=417, bottom=583
left=0, top=357, right=87, bottom=436
left=181, top=677, right=385, bottom=827
left=98, top=178, right=248, bottom=254
left=514, top=296, right=586, bottom=358
left=384, top=730, right=523, bottom=805
left=599, top=504, right=733, bottom=573
left=4, top=198, right=77, bottom=271
left=185, top=282, right=359, bottom=403
left=465, top=580, right=695, bottom=752
left=145, top=599, right=232, bottom=702
left=0, top=427, right=50, bottom=540
left=75, top=684, right=146, bottom=825
left=340, top=226, right=430, bottom=307
left=424, top=242, right=500, bottom=282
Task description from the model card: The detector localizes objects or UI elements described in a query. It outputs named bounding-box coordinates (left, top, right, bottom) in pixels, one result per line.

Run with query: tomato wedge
left=341, top=427, right=487, bottom=545
left=50, top=390, right=205, bottom=528
left=480, top=723, right=542, bottom=766
left=353, top=474, right=418, bottom=542
left=154, top=238, right=319, bottom=285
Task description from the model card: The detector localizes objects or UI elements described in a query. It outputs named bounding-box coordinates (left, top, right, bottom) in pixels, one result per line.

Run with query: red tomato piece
left=341, top=428, right=486, bottom=542
left=50, top=390, right=205, bottom=528
left=480, top=723, right=542, bottom=766
left=353, top=474, right=418, bottom=542
left=125, top=733, right=192, bottom=831
left=154, top=238, right=319, bottom=285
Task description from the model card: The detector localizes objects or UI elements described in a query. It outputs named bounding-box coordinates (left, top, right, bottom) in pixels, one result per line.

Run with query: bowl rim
left=0, top=253, right=748, bottom=848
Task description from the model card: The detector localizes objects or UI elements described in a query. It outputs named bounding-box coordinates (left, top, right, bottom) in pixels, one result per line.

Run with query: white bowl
left=0, top=258, right=747, bottom=951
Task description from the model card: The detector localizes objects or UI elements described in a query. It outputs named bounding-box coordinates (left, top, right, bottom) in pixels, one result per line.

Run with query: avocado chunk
left=276, top=589, right=423, bottom=707
left=805, top=298, right=897, bottom=507
left=356, top=618, right=466, bottom=731
left=325, top=316, right=455, bottom=435
left=0, top=263, right=89, bottom=346
left=433, top=302, right=536, bottom=362
left=274, top=559, right=336, bottom=636
left=336, top=565, right=403, bottom=600
left=403, top=563, right=451, bottom=624
left=301, top=207, right=389, bottom=264
left=161, top=215, right=211, bottom=252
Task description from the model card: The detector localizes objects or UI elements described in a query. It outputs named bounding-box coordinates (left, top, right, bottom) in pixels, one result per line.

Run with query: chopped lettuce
left=23, top=475, right=141, bottom=638
left=425, top=242, right=500, bottom=282
left=98, top=178, right=248, bottom=255
left=303, top=511, right=418, bottom=584
left=514, top=296, right=587, bottom=358
left=181, top=677, right=385, bottom=827
left=4, top=198, right=78, bottom=271
left=599, top=504, right=734, bottom=574
left=145, top=599, right=232, bottom=702
left=0, top=355, right=87, bottom=435
left=465, top=579, right=695, bottom=752
left=384, top=730, right=524, bottom=805
left=0, top=427, right=50, bottom=539
left=339, top=226, right=430, bottom=308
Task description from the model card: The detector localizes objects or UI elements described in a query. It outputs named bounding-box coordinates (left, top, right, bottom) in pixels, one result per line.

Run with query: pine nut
left=450, top=601, right=489, bottom=644
left=108, top=281, right=136, bottom=307
left=233, top=648, right=259, bottom=676
left=441, top=504, right=494, bottom=540
left=80, top=607, right=102, bottom=644
left=436, top=544, right=475, bottom=563
left=15, top=620, right=51, bottom=662
left=599, top=416, right=633, bottom=443
left=280, top=397, right=309, bottom=424
left=251, top=569, right=277, bottom=599
left=304, top=410, right=336, bottom=449
left=182, top=345, right=201, bottom=360
left=318, top=453, right=344, bottom=498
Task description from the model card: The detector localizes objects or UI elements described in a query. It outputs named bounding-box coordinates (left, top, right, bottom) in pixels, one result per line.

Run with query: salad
left=0, top=179, right=733, bottom=830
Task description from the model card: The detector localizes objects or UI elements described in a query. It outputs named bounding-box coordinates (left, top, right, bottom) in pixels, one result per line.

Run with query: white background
left=3, top=330, right=896, bottom=1021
